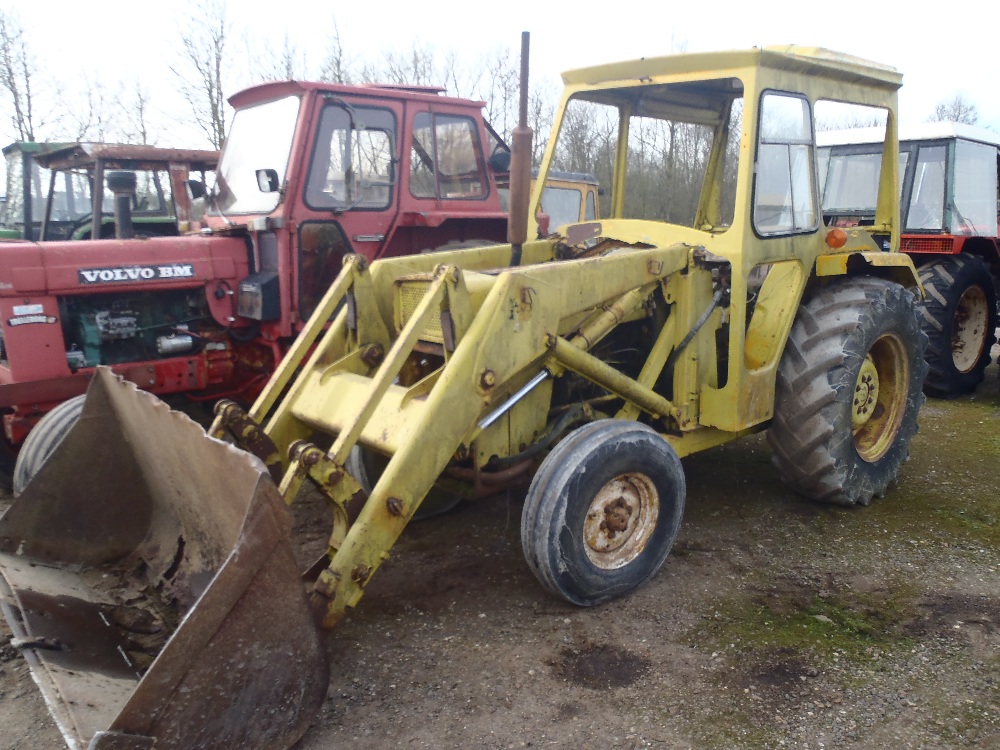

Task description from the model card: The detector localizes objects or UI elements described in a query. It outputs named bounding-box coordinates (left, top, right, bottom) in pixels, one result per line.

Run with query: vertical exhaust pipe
left=507, top=32, right=532, bottom=267
left=106, top=170, right=137, bottom=240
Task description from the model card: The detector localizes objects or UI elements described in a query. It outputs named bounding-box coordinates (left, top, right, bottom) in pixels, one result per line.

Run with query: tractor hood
left=0, top=234, right=250, bottom=297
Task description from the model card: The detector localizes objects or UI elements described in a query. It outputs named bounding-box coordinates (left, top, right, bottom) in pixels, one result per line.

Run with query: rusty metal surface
left=0, top=368, right=327, bottom=750
left=33, top=143, right=219, bottom=172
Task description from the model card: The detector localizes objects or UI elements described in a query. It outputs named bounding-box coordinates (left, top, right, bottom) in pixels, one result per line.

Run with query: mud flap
left=0, top=368, right=328, bottom=750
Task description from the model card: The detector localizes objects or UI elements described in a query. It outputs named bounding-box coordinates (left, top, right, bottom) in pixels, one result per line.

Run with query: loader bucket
left=0, top=368, right=328, bottom=750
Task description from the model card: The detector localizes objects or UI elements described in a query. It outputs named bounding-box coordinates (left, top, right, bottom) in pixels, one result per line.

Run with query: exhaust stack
left=507, top=31, right=533, bottom=266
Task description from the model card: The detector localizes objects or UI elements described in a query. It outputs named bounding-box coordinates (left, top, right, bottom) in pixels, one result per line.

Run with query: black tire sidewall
left=532, top=423, right=685, bottom=606
left=919, top=256, right=998, bottom=397
left=12, top=395, right=87, bottom=496
left=769, top=278, right=927, bottom=506
left=830, top=283, right=925, bottom=502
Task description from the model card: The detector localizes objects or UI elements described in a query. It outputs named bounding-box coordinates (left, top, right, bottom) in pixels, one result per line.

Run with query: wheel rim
left=852, top=334, right=908, bottom=463
left=583, top=472, right=660, bottom=570
left=951, top=284, right=990, bottom=373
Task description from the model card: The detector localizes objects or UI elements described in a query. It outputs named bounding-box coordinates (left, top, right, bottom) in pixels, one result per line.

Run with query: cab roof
left=33, top=143, right=219, bottom=172
left=818, top=121, right=1000, bottom=148
left=560, top=46, right=902, bottom=92
left=228, top=79, right=486, bottom=110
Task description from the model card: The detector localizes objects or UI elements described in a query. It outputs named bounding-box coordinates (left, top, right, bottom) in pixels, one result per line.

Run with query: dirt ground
left=2, top=364, right=999, bottom=750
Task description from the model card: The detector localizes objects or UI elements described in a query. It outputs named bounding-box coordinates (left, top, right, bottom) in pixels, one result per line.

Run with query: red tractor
left=0, top=80, right=515, bottom=485
left=819, top=121, right=1000, bottom=397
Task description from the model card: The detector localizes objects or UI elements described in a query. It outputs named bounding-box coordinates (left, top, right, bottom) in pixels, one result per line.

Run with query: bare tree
left=930, top=94, right=979, bottom=125
left=474, top=46, right=519, bottom=138
left=171, top=0, right=230, bottom=149
left=363, top=42, right=437, bottom=86
left=528, top=82, right=557, bottom=167
left=319, top=20, right=353, bottom=84
left=248, top=33, right=307, bottom=83
left=0, top=9, right=38, bottom=141
left=113, top=81, right=157, bottom=145
left=69, top=76, right=114, bottom=141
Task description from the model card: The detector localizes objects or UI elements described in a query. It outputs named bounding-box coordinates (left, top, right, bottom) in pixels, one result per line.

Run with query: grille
left=395, top=280, right=443, bottom=343
left=900, top=236, right=955, bottom=254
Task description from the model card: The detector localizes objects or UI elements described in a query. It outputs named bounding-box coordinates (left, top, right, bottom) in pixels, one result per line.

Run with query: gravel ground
left=1, top=364, right=998, bottom=750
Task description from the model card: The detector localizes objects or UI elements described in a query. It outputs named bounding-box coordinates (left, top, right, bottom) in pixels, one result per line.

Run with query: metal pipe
left=569, top=283, right=658, bottom=350
left=477, top=370, right=549, bottom=430
left=548, top=335, right=678, bottom=421
left=507, top=31, right=532, bottom=266
left=663, top=287, right=725, bottom=375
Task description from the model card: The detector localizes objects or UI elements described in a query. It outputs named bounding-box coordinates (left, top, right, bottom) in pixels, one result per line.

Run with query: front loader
left=1, top=45, right=927, bottom=749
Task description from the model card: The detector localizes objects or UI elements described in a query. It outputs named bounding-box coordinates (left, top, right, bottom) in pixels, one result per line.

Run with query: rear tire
left=521, top=420, right=685, bottom=606
left=768, top=277, right=927, bottom=506
left=917, top=254, right=997, bottom=398
left=13, top=395, right=86, bottom=496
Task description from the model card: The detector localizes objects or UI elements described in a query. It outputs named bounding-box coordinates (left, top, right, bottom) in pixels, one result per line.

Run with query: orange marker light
left=825, top=228, right=848, bottom=249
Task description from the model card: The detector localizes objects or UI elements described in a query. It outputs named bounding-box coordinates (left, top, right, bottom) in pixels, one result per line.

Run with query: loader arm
left=218, top=240, right=692, bottom=626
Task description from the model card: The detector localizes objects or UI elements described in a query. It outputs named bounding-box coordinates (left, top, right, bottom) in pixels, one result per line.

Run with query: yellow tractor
left=0, top=44, right=926, bottom=749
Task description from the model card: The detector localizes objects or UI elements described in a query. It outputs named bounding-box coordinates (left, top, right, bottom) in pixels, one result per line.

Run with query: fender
left=815, top=251, right=923, bottom=294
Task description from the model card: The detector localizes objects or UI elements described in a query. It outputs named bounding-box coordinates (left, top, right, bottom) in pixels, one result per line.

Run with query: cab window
left=754, top=93, right=817, bottom=235
left=305, top=104, right=396, bottom=211
left=410, top=113, right=487, bottom=200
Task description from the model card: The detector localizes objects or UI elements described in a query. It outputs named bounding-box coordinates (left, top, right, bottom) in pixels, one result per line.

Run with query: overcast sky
left=3, top=0, right=997, bottom=149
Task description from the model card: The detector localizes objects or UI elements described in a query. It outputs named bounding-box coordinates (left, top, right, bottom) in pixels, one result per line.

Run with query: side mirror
left=488, top=151, right=511, bottom=174
left=187, top=179, right=206, bottom=200
left=256, top=169, right=280, bottom=193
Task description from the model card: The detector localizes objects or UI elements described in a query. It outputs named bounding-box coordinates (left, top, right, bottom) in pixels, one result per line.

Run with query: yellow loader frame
left=214, top=46, right=920, bottom=627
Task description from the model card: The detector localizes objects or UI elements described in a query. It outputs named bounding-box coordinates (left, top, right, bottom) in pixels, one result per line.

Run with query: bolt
left=386, top=496, right=404, bottom=516
left=289, top=440, right=321, bottom=466
left=351, top=564, right=371, bottom=585
left=601, top=498, right=633, bottom=537
left=215, top=399, right=237, bottom=418
left=360, top=343, right=385, bottom=368
left=480, top=369, right=497, bottom=389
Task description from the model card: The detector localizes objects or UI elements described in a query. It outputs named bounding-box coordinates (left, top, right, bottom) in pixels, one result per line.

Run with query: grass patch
left=688, top=580, right=921, bottom=665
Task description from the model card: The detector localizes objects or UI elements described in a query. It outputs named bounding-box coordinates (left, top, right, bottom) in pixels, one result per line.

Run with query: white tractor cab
left=818, top=121, right=1000, bottom=397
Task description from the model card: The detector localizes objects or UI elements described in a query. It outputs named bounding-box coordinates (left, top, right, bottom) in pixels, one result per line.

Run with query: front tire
left=917, top=254, right=997, bottom=398
left=345, top=445, right=462, bottom=520
left=12, top=395, right=86, bottom=496
left=521, top=420, right=686, bottom=606
left=768, top=277, right=927, bottom=506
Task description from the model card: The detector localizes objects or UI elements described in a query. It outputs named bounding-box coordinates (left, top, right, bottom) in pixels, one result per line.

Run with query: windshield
left=950, top=139, right=997, bottom=235
left=819, top=150, right=910, bottom=216
left=48, top=170, right=96, bottom=221
left=1, top=150, right=50, bottom=229
left=214, top=94, right=301, bottom=215
left=548, top=78, right=743, bottom=231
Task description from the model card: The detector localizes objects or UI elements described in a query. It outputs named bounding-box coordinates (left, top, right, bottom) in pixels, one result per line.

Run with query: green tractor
left=1, top=141, right=218, bottom=241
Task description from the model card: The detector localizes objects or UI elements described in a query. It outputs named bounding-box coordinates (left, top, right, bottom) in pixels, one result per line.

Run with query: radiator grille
left=395, top=280, right=443, bottom=343
left=901, top=236, right=955, bottom=254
